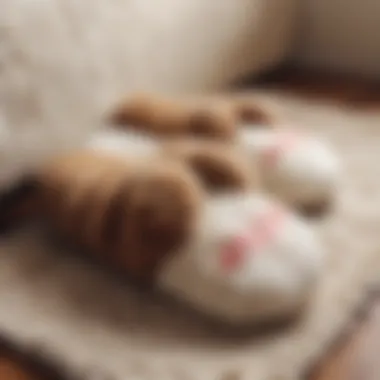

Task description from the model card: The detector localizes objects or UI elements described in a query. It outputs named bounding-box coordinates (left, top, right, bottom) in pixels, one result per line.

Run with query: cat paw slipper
left=237, top=127, right=341, bottom=215
left=109, top=94, right=341, bottom=215
left=159, top=194, right=324, bottom=324
left=31, top=132, right=325, bottom=325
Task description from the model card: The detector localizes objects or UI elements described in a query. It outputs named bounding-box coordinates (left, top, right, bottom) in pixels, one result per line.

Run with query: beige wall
left=296, top=0, right=380, bottom=77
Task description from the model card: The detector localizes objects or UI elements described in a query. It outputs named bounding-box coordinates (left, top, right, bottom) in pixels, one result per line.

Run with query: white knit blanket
left=0, top=0, right=296, bottom=189
left=0, top=92, right=378, bottom=380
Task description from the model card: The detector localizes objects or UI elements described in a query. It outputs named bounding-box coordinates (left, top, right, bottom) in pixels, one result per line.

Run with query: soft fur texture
left=238, top=127, right=340, bottom=211
left=0, top=93, right=334, bottom=325
left=88, top=128, right=256, bottom=192
left=111, top=94, right=341, bottom=212
left=0, top=92, right=377, bottom=379
left=22, top=124, right=324, bottom=324
left=36, top=151, right=202, bottom=284
left=110, top=94, right=276, bottom=139
left=158, top=194, right=323, bottom=324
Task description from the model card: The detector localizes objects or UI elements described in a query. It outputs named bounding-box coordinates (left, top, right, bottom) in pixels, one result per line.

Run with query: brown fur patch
left=111, top=94, right=191, bottom=137
left=37, top=152, right=202, bottom=283
left=111, top=93, right=158, bottom=126
left=111, top=94, right=236, bottom=140
left=110, top=93, right=283, bottom=142
left=162, top=140, right=258, bottom=193
left=116, top=164, right=201, bottom=281
left=186, top=105, right=236, bottom=140
left=231, top=95, right=281, bottom=126
left=234, top=101, right=275, bottom=125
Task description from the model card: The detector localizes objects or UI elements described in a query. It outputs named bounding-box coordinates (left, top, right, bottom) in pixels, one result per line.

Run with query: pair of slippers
left=32, top=94, right=341, bottom=326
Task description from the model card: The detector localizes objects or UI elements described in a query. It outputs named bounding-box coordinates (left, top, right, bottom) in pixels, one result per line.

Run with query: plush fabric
left=0, top=90, right=378, bottom=380
left=0, top=0, right=298, bottom=190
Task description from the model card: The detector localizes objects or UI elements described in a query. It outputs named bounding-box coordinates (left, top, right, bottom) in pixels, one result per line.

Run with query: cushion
left=0, top=0, right=298, bottom=189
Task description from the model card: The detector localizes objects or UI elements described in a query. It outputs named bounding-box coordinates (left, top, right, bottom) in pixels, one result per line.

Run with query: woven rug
left=0, top=90, right=379, bottom=380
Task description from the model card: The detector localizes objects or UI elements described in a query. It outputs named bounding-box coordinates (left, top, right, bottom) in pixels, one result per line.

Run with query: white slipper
left=158, top=194, right=325, bottom=325
left=238, top=127, right=341, bottom=212
left=86, top=129, right=325, bottom=324
left=86, top=127, right=159, bottom=158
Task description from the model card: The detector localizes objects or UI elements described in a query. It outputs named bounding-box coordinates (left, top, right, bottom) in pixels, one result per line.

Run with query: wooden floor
left=0, top=345, right=58, bottom=380
left=1, top=69, right=380, bottom=380
left=0, top=357, right=41, bottom=380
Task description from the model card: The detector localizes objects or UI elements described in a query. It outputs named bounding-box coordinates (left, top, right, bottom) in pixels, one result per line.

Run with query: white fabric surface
left=0, top=0, right=297, bottom=190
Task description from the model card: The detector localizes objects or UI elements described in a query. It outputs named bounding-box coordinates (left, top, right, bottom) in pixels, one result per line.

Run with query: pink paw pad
left=219, top=206, right=287, bottom=274
left=263, top=132, right=303, bottom=167
left=220, top=235, right=250, bottom=273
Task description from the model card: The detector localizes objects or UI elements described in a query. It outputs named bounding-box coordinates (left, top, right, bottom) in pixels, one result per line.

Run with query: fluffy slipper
left=34, top=134, right=325, bottom=325
left=109, top=94, right=341, bottom=214
left=159, top=194, right=325, bottom=324
left=237, top=127, right=341, bottom=215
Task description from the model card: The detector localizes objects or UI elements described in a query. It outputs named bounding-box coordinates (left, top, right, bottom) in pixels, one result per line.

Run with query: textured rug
left=0, top=90, right=379, bottom=380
